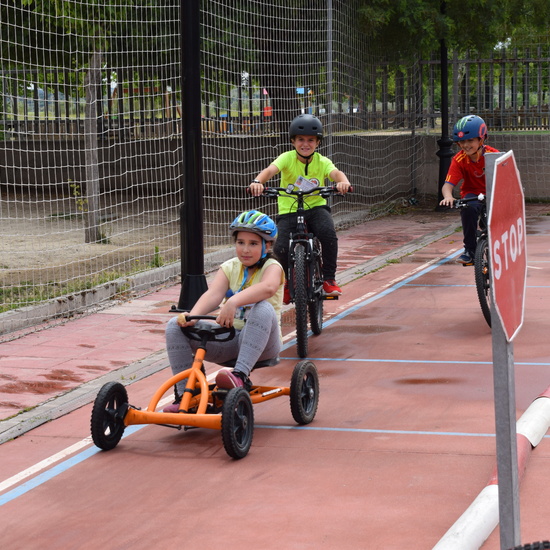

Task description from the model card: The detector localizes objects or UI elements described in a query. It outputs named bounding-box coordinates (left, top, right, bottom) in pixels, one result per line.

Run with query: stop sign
left=488, top=150, right=527, bottom=342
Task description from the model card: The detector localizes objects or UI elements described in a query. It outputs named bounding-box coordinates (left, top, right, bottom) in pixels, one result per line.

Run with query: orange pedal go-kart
left=90, top=316, right=320, bottom=459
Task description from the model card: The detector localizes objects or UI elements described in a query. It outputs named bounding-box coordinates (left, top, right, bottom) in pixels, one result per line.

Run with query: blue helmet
left=453, top=115, right=488, bottom=142
left=229, top=210, right=277, bottom=241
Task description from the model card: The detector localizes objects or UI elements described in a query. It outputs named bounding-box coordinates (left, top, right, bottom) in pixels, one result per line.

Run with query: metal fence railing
left=3, top=43, right=550, bottom=141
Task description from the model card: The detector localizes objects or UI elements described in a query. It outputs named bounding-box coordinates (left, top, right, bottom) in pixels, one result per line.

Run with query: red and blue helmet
left=453, top=115, right=488, bottom=142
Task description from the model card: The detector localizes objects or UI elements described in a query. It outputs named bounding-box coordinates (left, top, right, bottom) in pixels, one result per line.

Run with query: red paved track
left=1, top=203, right=549, bottom=549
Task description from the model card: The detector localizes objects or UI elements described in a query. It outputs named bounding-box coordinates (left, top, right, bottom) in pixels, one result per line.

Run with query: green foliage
left=150, top=246, right=164, bottom=268
left=69, top=181, right=88, bottom=213
left=8, top=1, right=179, bottom=77
left=357, top=0, right=550, bottom=58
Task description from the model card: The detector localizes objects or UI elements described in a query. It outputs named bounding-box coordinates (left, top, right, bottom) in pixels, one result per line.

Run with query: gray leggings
left=165, top=300, right=282, bottom=393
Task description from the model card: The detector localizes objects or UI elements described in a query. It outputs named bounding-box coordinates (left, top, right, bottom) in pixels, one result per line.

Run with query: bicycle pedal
left=323, top=295, right=339, bottom=300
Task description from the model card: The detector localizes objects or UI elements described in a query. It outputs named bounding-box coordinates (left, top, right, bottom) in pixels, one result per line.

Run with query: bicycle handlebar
left=452, top=193, right=485, bottom=208
left=261, top=185, right=352, bottom=198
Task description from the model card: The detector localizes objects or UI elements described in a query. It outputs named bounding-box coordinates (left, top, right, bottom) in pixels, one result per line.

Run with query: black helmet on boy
left=288, top=114, right=323, bottom=141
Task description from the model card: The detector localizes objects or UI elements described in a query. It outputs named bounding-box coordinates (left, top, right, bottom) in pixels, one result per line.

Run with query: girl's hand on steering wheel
left=216, top=301, right=236, bottom=328
left=176, top=313, right=196, bottom=328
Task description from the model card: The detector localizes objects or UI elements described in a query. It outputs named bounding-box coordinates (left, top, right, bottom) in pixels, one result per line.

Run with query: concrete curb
left=433, top=386, right=550, bottom=549
left=0, top=350, right=169, bottom=445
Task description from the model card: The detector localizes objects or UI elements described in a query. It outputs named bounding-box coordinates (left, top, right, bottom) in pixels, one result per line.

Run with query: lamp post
left=435, top=0, right=454, bottom=209
left=171, top=0, right=208, bottom=312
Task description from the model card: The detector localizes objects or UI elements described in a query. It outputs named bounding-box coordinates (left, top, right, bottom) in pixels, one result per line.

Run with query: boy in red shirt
left=439, top=115, right=499, bottom=264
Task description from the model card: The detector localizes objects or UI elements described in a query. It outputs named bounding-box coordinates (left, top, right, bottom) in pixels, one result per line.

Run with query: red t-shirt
left=445, top=145, right=500, bottom=197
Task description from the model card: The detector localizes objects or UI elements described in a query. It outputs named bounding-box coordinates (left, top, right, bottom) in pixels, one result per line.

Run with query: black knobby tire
left=90, top=382, right=128, bottom=450
left=294, top=244, right=309, bottom=358
left=474, top=236, right=492, bottom=327
left=221, top=387, right=254, bottom=459
left=309, top=238, right=323, bottom=336
left=290, top=360, right=319, bottom=425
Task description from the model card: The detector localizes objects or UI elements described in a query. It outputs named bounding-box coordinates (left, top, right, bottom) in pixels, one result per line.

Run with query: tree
left=12, top=1, right=179, bottom=242
left=357, top=0, right=550, bottom=58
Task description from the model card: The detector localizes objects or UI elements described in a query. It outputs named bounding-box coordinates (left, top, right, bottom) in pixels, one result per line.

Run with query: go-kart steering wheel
left=180, top=315, right=236, bottom=342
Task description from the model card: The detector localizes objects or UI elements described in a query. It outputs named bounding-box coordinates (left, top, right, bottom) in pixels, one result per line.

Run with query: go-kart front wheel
left=221, top=387, right=254, bottom=459
left=90, top=381, right=128, bottom=450
left=290, top=360, right=319, bottom=425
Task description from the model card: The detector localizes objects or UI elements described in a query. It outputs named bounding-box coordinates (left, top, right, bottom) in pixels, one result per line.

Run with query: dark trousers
left=274, top=206, right=338, bottom=280
left=461, top=193, right=484, bottom=255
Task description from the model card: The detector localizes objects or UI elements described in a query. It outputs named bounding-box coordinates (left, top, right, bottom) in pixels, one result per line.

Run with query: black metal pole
left=171, top=0, right=208, bottom=312
left=435, top=1, right=454, bottom=210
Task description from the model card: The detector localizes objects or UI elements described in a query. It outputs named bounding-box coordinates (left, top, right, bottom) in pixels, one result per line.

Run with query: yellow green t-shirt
left=220, top=256, right=284, bottom=334
left=271, top=150, right=337, bottom=214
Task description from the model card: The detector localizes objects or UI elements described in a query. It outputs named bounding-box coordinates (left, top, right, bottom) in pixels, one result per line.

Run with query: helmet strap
left=296, top=151, right=315, bottom=175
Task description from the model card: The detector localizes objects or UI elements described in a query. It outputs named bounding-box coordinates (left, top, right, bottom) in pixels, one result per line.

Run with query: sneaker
left=457, top=252, right=474, bottom=265
left=323, top=279, right=342, bottom=296
left=215, top=369, right=248, bottom=389
left=162, top=384, right=184, bottom=412
left=163, top=399, right=182, bottom=413
left=283, top=281, right=291, bottom=305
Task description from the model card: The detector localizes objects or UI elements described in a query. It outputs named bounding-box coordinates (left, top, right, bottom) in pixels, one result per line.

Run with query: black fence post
left=435, top=1, right=454, bottom=210
left=171, top=0, right=208, bottom=312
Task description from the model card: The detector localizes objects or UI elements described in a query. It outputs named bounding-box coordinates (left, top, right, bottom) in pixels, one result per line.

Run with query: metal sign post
left=485, top=151, right=527, bottom=549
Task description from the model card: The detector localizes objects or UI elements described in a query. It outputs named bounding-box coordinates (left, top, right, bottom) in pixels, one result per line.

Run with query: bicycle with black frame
left=262, top=182, right=347, bottom=358
left=453, top=193, right=491, bottom=327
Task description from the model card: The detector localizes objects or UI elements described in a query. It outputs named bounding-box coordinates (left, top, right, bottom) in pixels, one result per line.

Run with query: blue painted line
left=0, top=425, right=142, bottom=506
left=259, top=425, right=549, bottom=441
left=282, top=252, right=459, bottom=351
left=257, top=424, right=497, bottom=438
left=280, top=357, right=550, bottom=367
left=404, top=284, right=475, bottom=287
left=405, top=283, right=549, bottom=289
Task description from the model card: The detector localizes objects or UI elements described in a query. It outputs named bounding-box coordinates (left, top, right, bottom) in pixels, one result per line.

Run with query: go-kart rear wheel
left=90, top=382, right=128, bottom=450
left=221, top=387, right=254, bottom=459
left=290, top=360, right=319, bottom=425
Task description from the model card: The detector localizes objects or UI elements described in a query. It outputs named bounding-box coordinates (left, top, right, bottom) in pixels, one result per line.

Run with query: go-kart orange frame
left=90, top=315, right=320, bottom=459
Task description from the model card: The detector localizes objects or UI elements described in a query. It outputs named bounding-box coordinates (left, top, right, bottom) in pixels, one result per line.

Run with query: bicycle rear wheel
left=474, top=236, right=492, bottom=327
left=309, top=238, right=323, bottom=335
left=293, top=243, right=309, bottom=358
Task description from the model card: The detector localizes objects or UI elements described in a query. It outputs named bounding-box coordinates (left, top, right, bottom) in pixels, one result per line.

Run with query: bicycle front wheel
left=293, top=243, right=309, bottom=358
left=309, top=238, right=323, bottom=336
left=474, top=236, right=492, bottom=327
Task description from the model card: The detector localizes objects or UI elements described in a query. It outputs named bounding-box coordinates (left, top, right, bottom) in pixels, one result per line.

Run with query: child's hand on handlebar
left=335, top=181, right=352, bottom=194
left=439, top=197, right=454, bottom=207
left=249, top=182, right=265, bottom=197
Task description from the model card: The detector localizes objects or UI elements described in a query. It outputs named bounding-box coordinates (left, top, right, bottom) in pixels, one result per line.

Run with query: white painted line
left=0, top=437, right=94, bottom=494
